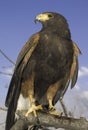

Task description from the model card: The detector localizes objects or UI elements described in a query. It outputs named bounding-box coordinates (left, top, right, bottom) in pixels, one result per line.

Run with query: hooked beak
left=34, top=14, right=42, bottom=23
left=34, top=13, right=50, bottom=23
left=34, top=18, right=39, bottom=23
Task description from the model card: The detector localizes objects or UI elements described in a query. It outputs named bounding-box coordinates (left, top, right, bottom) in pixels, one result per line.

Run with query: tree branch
left=0, top=71, right=12, bottom=76
left=0, top=49, right=15, bottom=65
left=0, top=107, right=7, bottom=111
left=10, top=111, right=88, bottom=130
left=60, top=99, right=68, bottom=117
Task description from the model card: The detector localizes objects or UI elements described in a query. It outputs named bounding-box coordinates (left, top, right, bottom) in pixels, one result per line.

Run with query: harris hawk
left=5, top=12, right=81, bottom=130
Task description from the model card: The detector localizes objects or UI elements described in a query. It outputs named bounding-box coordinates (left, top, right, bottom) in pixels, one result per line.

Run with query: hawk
left=5, top=12, right=81, bottom=130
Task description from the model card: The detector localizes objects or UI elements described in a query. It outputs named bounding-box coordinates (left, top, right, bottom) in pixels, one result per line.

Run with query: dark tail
left=5, top=81, right=21, bottom=130
left=5, top=99, right=16, bottom=130
left=5, top=66, right=23, bottom=130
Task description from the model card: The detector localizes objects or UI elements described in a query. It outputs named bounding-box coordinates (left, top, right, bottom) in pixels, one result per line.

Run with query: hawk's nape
left=5, top=12, right=81, bottom=130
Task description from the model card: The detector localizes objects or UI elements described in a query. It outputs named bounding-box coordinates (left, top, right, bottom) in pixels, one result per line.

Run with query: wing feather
left=5, top=33, right=40, bottom=107
left=70, top=41, right=81, bottom=89
left=15, top=33, right=40, bottom=70
left=5, top=33, right=40, bottom=130
left=57, top=41, right=81, bottom=99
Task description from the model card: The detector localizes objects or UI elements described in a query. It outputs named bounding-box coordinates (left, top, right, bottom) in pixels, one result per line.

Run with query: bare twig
left=0, top=71, right=12, bottom=76
left=59, top=99, right=71, bottom=130
left=0, top=122, right=5, bottom=125
left=0, top=107, right=7, bottom=111
left=10, top=111, right=88, bottom=130
left=60, top=99, right=68, bottom=117
left=0, top=49, right=15, bottom=65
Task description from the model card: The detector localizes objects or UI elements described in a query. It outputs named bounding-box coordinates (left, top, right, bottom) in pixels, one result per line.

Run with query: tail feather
left=5, top=74, right=21, bottom=130
left=5, top=73, right=16, bottom=107
left=5, top=101, right=16, bottom=130
left=5, top=64, right=24, bottom=130
left=5, top=84, right=21, bottom=130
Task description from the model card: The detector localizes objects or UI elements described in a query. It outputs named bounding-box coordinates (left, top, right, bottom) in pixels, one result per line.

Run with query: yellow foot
left=49, top=110, right=63, bottom=117
left=48, top=99, right=56, bottom=110
left=49, top=106, right=56, bottom=111
left=48, top=99, right=62, bottom=117
left=25, top=104, right=43, bottom=117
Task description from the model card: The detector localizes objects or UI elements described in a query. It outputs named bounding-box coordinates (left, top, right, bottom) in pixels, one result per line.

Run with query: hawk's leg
left=48, top=99, right=62, bottom=116
left=47, top=81, right=63, bottom=116
left=25, top=95, right=43, bottom=117
left=48, top=99, right=56, bottom=111
left=21, top=72, right=43, bottom=118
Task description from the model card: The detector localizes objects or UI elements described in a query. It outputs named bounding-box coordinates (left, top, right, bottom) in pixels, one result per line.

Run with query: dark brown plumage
left=5, top=12, right=81, bottom=130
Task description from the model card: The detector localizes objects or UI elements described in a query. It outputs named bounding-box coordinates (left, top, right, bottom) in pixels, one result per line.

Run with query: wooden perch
left=10, top=111, right=88, bottom=130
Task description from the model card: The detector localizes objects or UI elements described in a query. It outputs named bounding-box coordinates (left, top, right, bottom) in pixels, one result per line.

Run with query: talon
left=25, top=104, right=43, bottom=117
left=49, top=111, right=63, bottom=117
left=48, top=99, right=56, bottom=112
left=49, top=106, right=56, bottom=111
left=25, top=95, right=43, bottom=117
left=48, top=99, right=54, bottom=109
left=48, top=99, right=62, bottom=117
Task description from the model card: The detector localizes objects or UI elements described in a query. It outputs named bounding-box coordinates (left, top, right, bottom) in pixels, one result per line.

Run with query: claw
left=49, top=106, right=56, bottom=111
left=25, top=95, right=43, bottom=117
left=48, top=99, right=62, bottom=117
left=49, top=111, right=63, bottom=117
left=25, top=103, right=43, bottom=117
left=48, top=99, right=54, bottom=109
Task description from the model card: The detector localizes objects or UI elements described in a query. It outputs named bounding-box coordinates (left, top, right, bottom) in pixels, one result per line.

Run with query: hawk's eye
left=48, top=14, right=53, bottom=18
